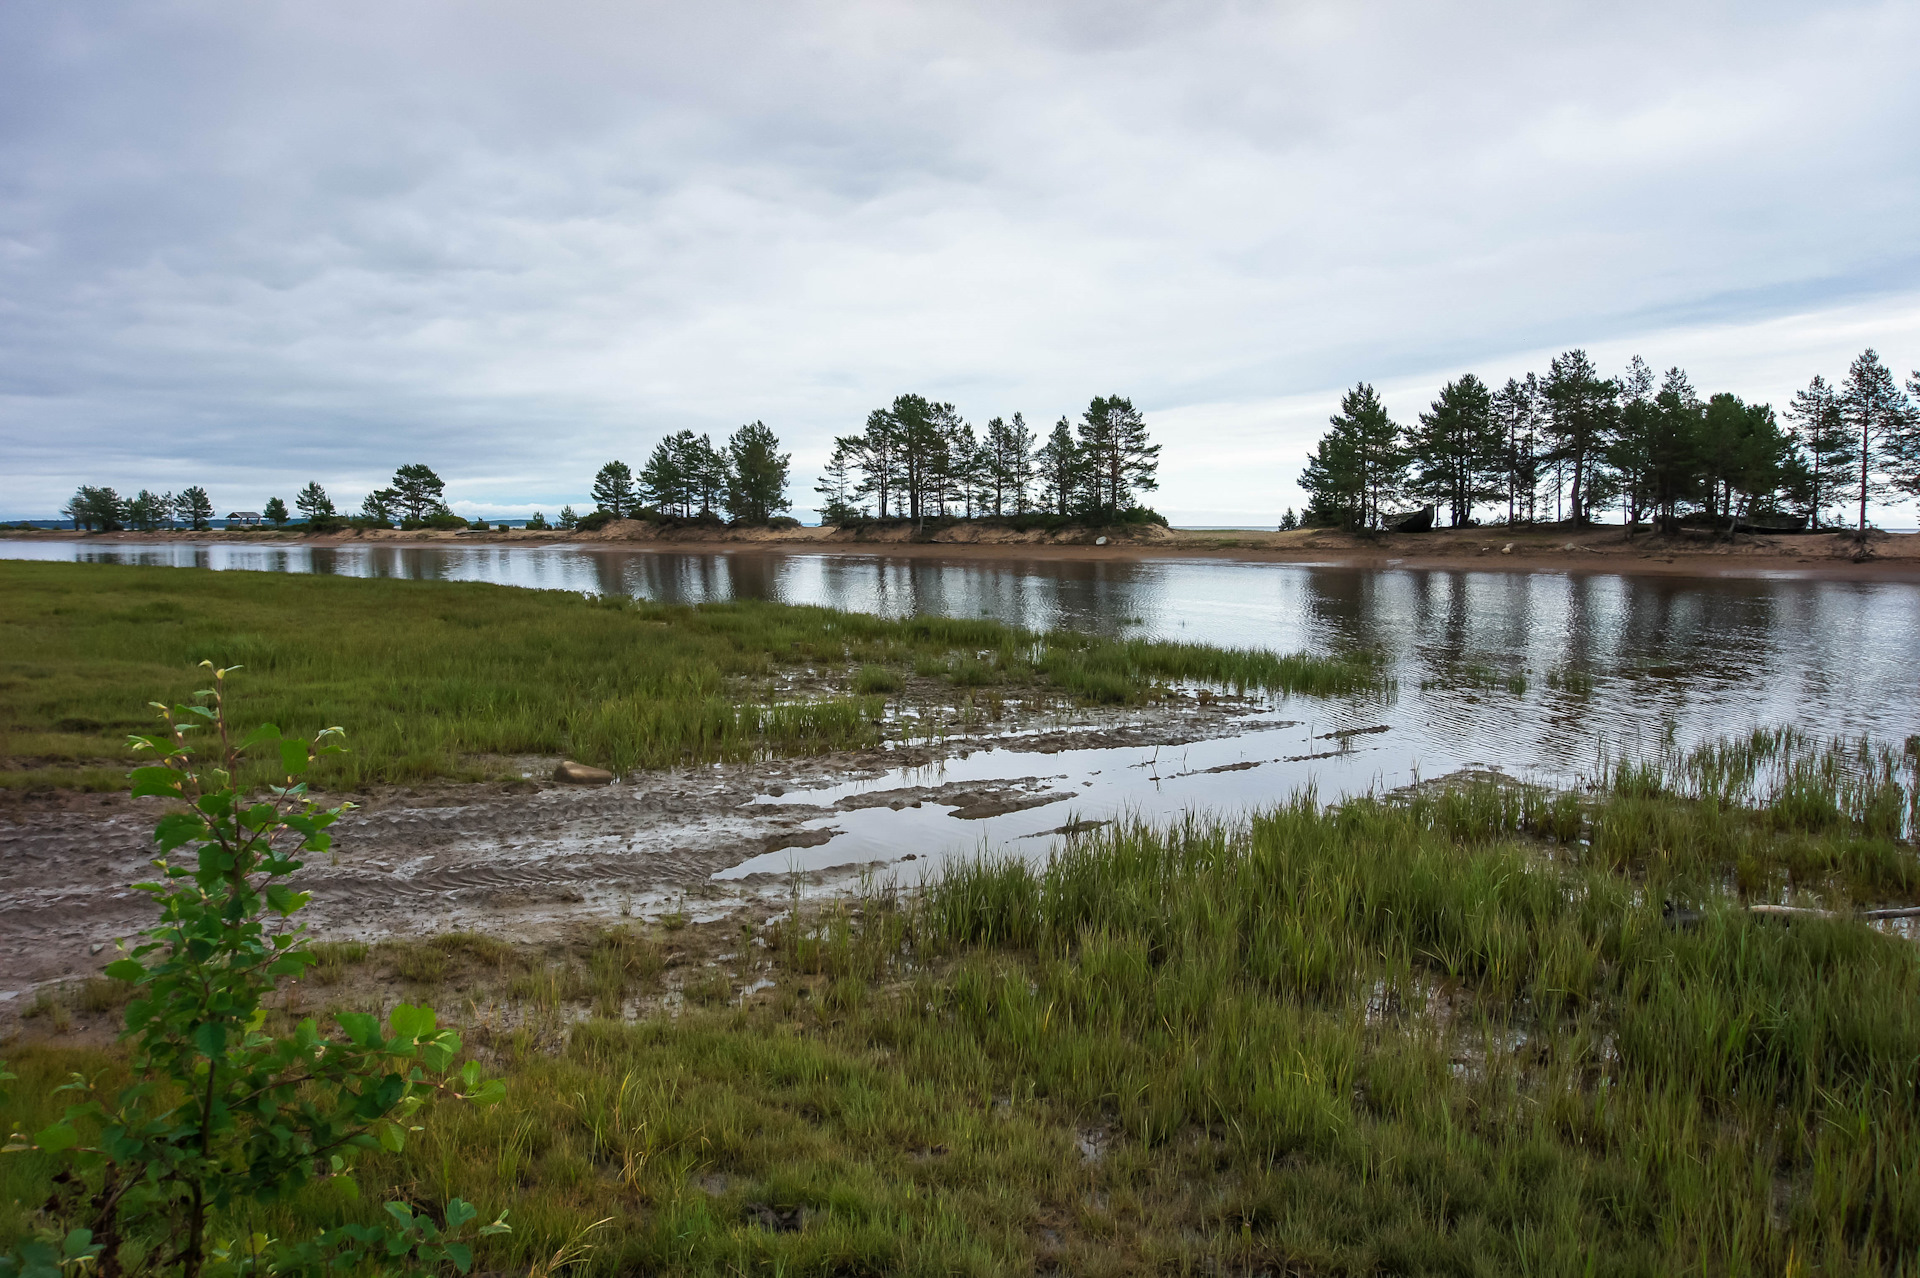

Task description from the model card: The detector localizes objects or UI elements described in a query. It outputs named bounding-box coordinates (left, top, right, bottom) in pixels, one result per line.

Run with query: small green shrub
left=0, top=668, right=507, bottom=1278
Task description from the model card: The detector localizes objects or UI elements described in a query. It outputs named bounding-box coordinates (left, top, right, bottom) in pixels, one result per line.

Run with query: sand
left=7, top=521, right=1919, bottom=582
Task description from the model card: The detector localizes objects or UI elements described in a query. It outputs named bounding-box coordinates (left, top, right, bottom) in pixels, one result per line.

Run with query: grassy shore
left=6, top=732, right=1916, bottom=1274
left=0, top=561, right=1378, bottom=791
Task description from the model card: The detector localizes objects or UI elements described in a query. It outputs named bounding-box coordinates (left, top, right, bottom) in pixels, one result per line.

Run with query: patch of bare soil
left=0, top=695, right=1263, bottom=1012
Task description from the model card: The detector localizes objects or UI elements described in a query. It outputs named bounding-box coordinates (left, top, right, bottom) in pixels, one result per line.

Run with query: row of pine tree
left=815, top=394, right=1160, bottom=524
left=1299, top=348, right=1920, bottom=533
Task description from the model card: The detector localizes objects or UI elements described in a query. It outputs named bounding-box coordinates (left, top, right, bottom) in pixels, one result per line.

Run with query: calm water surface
left=9, top=539, right=1918, bottom=871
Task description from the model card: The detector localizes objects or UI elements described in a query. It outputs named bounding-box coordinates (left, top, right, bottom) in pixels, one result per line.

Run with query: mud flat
left=1, top=696, right=1307, bottom=1006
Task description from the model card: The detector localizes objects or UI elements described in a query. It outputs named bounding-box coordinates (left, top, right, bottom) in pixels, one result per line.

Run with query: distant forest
left=1298, top=347, right=1920, bottom=534
left=52, top=395, right=1163, bottom=533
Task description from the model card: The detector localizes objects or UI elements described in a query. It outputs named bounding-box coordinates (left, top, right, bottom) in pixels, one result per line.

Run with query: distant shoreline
left=6, top=520, right=1920, bottom=583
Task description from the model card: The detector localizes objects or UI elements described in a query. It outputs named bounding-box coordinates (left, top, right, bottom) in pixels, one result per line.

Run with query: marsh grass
left=0, top=562, right=1378, bottom=789
left=10, top=740, right=1914, bottom=1274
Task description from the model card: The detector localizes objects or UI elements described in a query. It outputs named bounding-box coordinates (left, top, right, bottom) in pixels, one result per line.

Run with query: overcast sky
left=4, top=0, right=1918, bottom=524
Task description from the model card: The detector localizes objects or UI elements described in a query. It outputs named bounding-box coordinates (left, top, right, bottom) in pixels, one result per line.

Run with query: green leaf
left=280, top=738, right=310, bottom=777
left=337, top=1012, right=380, bottom=1046
left=129, top=765, right=184, bottom=798
left=33, top=1121, right=79, bottom=1154
left=387, top=1003, right=427, bottom=1041
left=238, top=722, right=282, bottom=750
left=193, top=1021, right=228, bottom=1059
left=102, top=959, right=145, bottom=983
left=153, top=812, right=209, bottom=851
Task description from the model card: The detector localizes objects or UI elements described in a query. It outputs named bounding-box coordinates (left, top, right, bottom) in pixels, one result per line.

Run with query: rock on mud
left=554, top=760, right=615, bottom=784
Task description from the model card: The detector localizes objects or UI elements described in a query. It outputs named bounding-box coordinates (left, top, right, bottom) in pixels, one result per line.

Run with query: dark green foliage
left=1407, top=374, right=1501, bottom=527
left=641, top=431, right=729, bottom=518
left=261, top=497, right=288, bottom=526
left=1786, top=375, right=1856, bottom=529
left=825, top=394, right=1155, bottom=525
left=1036, top=416, right=1083, bottom=517
left=1076, top=396, right=1160, bottom=517
left=1301, top=382, right=1404, bottom=528
left=174, top=488, right=214, bottom=532
left=126, top=491, right=174, bottom=533
left=389, top=465, right=448, bottom=524
left=590, top=461, right=637, bottom=519
left=358, top=488, right=397, bottom=525
left=294, top=483, right=334, bottom=523
left=723, top=422, right=791, bottom=524
left=0, top=670, right=506, bottom=1277
left=400, top=512, right=468, bottom=531
left=62, top=487, right=127, bottom=533
left=1840, top=348, right=1919, bottom=534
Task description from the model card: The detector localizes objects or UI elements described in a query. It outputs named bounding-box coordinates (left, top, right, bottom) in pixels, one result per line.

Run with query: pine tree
left=126, top=489, right=166, bottom=531
left=1037, top=418, right=1083, bottom=516
left=1075, top=396, right=1159, bottom=516
left=359, top=489, right=397, bottom=525
left=724, top=422, right=791, bottom=524
left=1540, top=350, right=1618, bottom=525
left=263, top=497, right=289, bottom=526
left=686, top=433, right=731, bottom=518
left=1784, top=376, right=1854, bottom=529
left=295, top=482, right=335, bottom=521
left=558, top=505, right=579, bottom=531
left=1492, top=377, right=1541, bottom=524
left=176, top=486, right=214, bottom=531
left=1608, top=357, right=1659, bottom=530
left=815, top=440, right=864, bottom=524
left=1300, top=383, right=1404, bottom=529
left=591, top=460, right=637, bottom=518
left=640, top=437, right=687, bottom=516
left=389, top=464, right=447, bottom=523
left=64, top=486, right=128, bottom=532
left=1408, top=374, right=1500, bottom=527
left=1840, top=349, right=1915, bottom=536
left=941, top=417, right=983, bottom=518
left=851, top=411, right=901, bottom=519
left=983, top=413, right=1036, bottom=515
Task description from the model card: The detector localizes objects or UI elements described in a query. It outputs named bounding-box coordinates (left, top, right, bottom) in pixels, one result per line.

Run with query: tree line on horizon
left=815, top=393, right=1161, bottom=525
left=1298, top=348, right=1920, bottom=535
left=50, top=399, right=1163, bottom=534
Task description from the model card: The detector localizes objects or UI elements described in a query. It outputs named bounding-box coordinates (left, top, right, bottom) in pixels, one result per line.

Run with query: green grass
left=0, top=561, right=1379, bottom=789
left=6, top=735, right=1915, bottom=1274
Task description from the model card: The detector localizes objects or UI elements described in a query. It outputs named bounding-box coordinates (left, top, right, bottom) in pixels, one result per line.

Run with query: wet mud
left=0, top=698, right=1273, bottom=1006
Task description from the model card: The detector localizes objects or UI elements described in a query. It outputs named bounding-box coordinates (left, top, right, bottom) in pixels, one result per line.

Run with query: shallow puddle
left=715, top=709, right=1473, bottom=880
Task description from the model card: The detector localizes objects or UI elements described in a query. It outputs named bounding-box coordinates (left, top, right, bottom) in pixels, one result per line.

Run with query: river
left=6, top=538, right=1917, bottom=876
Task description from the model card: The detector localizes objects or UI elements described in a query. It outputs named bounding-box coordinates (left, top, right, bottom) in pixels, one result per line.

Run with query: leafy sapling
left=1, top=665, right=507, bottom=1278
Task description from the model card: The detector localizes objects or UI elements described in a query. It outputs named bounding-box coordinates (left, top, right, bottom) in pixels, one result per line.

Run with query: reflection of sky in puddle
left=14, top=540, right=1919, bottom=878
left=717, top=709, right=1510, bottom=881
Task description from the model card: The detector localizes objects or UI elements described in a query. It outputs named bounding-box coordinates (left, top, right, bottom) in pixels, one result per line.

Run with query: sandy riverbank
left=6, top=520, right=1919, bottom=581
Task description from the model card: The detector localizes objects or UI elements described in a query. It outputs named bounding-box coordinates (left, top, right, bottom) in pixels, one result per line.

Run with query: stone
left=1501, top=543, right=1514, bottom=554
left=554, top=759, right=614, bottom=784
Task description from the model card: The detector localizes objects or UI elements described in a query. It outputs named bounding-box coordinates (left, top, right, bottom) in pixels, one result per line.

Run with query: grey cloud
left=2, top=0, right=1916, bottom=519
